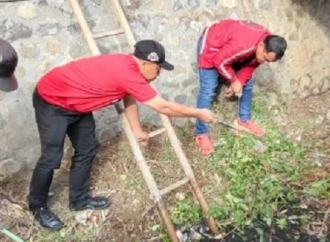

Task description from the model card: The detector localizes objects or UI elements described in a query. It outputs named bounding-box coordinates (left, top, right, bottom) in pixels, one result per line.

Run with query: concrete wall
left=0, top=0, right=329, bottom=175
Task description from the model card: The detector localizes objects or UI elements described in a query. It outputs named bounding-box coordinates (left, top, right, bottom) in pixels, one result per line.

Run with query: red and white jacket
left=198, top=19, right=270, bottom=85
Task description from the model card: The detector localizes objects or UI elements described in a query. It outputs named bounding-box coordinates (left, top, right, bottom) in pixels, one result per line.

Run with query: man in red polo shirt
left=195, top=19, right=287, bottom=155
left=28, top=39, right=216, bottom=230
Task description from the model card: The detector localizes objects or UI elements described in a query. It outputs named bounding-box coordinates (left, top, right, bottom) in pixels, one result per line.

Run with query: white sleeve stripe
left=219, top=46, right=255, bottom=80
left=199, top=21, right=218, bottom=54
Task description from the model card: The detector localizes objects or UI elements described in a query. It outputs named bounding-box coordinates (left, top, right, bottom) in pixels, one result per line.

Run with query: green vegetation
left=163, top=93, right=328, bottom=240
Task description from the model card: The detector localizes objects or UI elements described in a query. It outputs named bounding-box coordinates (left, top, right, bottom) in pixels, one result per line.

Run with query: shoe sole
left=232, top=120, right=264, bottom=137
left=34, top=220, right=64, bottom=231
left=195, top=138, right=214, bottom=155
left=69, top=201, right=112, bottom=212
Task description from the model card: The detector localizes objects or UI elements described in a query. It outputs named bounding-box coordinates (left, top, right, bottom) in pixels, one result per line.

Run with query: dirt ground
left=0, top=91, right=329, bottom=242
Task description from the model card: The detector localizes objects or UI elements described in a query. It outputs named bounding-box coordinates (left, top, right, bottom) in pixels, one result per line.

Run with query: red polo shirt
left=36, top=54, right=157, bottom=113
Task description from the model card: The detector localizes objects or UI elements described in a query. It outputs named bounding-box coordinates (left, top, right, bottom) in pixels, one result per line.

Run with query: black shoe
left=31, top=207, right=64, bottom=231
left=69, top=196, right=111, bottom=211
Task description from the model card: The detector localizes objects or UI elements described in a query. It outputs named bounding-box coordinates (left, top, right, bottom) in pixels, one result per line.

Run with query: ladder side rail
left=111, top=0, right=219, bottom=235
left=68, top=1, right=179, bottom=241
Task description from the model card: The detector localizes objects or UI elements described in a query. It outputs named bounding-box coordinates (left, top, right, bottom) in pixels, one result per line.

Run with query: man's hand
left=134, top=130, right=149, bottom=147
left=231, top=80, right=243, bottom=97
left=197, top=109, right=217, bottom=123
left=224, top=86, right=235, bottom=98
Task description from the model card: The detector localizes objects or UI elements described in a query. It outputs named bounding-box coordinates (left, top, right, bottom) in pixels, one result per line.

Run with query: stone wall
left=122, top=0, right=330, bottom=101
left=0, top=0, right=329, bottom=175
left=0, top=0, right=125, bottom=176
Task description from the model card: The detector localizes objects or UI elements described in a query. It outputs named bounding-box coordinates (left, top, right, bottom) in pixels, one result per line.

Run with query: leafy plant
left=170, top=199, right=202, bottom=225
left=203, top=94, right=316, bottom=233
left=302, top=175, right=330, bottom=199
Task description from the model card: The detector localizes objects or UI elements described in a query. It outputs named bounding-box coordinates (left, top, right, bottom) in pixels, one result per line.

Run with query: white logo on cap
left=147, top=52, right=159, bottom=62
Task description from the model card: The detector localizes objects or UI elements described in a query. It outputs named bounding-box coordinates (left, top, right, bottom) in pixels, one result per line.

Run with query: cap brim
left=159, top=61, right=174, bottom=71
left=0, top=75, right=18, bottom=92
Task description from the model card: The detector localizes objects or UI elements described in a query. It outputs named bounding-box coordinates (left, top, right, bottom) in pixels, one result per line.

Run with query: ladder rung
left=148, top=128, right=166, bottom=138
left=93, top=28, right=125, bottom=39
left=160, top=177, right=189, bottom=196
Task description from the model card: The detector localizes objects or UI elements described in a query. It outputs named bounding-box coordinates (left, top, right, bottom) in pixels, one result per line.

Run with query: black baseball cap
left=0, top=39, right=18, bottom=92
left=133, top=40, right=174, bottom=71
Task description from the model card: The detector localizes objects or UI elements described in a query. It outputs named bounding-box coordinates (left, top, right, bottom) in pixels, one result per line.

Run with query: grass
left=161, top=92, right=329, bottom=240
left=29, top=227, right=100, bottom=242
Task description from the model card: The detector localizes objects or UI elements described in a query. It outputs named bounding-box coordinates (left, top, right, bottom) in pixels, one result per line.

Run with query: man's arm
left=237, top=65, right=257, bottom=85
left=142, top=95, right=215, bottom=123
left=212, top=42, right=256, bottom=95
left=212, top=41, right=255, bottom=83
left=123, top=95, right=145, bottom=136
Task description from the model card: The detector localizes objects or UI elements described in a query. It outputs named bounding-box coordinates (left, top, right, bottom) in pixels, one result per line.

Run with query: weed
left=166, top=93, right=329, bottom=240
left=170, top=199, right=201, bottom=225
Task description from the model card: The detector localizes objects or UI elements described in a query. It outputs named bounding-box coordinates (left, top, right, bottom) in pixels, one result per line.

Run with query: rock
left=295, top=134, right=302, bottom=142
left=48, top=0, right=73, bottom=15
left=37, top=23, right=61, bottom=36
left=192, top=87, right=199, bottom=96
left=67, top=23, right=81, bottom=35
left=135, top=14, right=150, bottom=29
left=267, top=93, right=279, bottom=109
left=0, top=92, right=5, bottom=102
left=174, top=94, right=187, bottom=104
left=38, top=61, right=50, bottom=73
left=69, top=42, right=87, bottom=59
left=75, top=210, right=93, bottom=226
left=0, top=114, right=4, bottom=130
left=99, top=127, right=120, bottom=143
left=18, top=43, right=39, bottom=59
left=91, top=0, right=102, bottom=5
left=0, top=148, right=6, bottom=160
left=299, top=75, right=312, bottom=88
left=0, top=158, right=21, bottom=176
left=37, top=0, right=48, bottom=6
left=187, top=0, right=200, bottom=9
left=190, top=20, right=204, bottom=32
left=254, top=140, right=267, bottom=153
left=7, top=132, right=27, bottom=150
left=1, top=19, right=33, bottom=42
left=15, top=66, right=26, bottom=79
left=173, top=1, right=184, bottom=11
left=326, top=110, right=330, bottom=120
left=45, top=39, right=62, bottom=55
left=206, top=0, right=219, bottom=7
left=17, top=3, right=38, bottom=20
left=255, top=0, right=272, bottom=10
left=168, top=36, right=180, bottom=46
left=221, top=0, right=236, bottom=8
left=315, top=129, right=329, bottom=140
left=315, top=115, right=325, bottom=124
left=183, top=78, right=195, bottom=87
left=98, top=45, right=110, bottom=54
left=175, top=192, right=185, bottom=201
left=288, top=32, right=298, bottom=41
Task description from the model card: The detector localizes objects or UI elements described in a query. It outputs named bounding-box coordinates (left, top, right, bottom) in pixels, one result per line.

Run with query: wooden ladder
left=68, top=0, right=219, bottom=240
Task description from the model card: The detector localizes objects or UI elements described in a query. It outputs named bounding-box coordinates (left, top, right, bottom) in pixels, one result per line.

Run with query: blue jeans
left=195, top=38, right=254, bottom=135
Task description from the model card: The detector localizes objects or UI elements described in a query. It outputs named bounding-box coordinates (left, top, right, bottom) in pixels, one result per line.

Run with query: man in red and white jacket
left=195, top=19, right=287, bottom=155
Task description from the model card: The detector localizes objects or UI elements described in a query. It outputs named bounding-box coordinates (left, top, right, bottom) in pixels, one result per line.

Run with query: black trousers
left=28, top=89, right=98, bottom=209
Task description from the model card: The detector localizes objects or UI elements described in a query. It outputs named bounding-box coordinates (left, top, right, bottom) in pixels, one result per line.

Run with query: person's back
left=199, top=19, right=270, bottom=69
left=37, top=53, right=156, bottom=113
